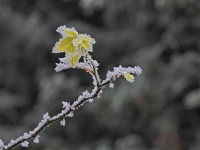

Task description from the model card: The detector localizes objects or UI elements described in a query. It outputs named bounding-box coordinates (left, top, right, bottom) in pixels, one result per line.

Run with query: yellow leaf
left=84, top=37, right=94, bottom=42
left=62, top=28, right=78, bottom=37
left=56, top=37, right=74, bottom=53
left=124, top=73, right=134, bottom=83
left=77, top=41, right=90, bottom=53
left=69, top=54, right=80, bottom=67
left=55, top=37, right=78, bottom=55
left=73, top=34, right=95, bottom=52
left=66, top=42, right=77, bottom=55
left=73, top=38, right=83, bottom=46
left=81, top=41, right=90, bottom=49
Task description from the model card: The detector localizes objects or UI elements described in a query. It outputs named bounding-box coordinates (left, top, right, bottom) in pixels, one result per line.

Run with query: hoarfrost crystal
left=43, top=113, right=50, bottom=120
left=23, top=133, right=30, bottom=139
left=134, top=66, right=142, bottom=75
left=60, top=119, right=66, bottom=126
left=21, top=141, right=29, bottom=147
left=34, top=135, right=40, bottom=143
left=62, top=101, right=70, bottom=109
left=88, top=98, right=93, bottom=102
left=68, top=112, right=74, bottom=117
left=109, top=83, right=114, bottom=88
left=0, top=139, right=4, bottom=149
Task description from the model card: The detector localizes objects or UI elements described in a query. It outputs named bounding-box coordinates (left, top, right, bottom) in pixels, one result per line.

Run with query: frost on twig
left=0, top=139, right=4, bottom=150
left=0, top=26, right=142, bottom=150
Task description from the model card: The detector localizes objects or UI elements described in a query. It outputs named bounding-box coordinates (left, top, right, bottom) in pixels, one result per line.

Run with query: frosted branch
left=0, top=26, right=142, bottom=150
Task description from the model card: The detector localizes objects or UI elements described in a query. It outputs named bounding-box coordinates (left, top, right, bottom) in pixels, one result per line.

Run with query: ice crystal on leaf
left=56, top=26, right=78, bottom=38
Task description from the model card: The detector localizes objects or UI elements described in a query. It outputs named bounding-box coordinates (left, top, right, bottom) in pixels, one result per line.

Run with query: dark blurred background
left=0, top=0, right=200, bottom=150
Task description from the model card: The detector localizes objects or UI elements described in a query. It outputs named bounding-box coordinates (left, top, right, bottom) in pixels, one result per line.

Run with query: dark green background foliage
left=0, top=0, right=200, bottom=149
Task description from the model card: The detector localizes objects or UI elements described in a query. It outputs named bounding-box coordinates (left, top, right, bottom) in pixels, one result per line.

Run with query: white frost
left=21, top=141, right=29, bottom=147
left=109, top=83, right=114, bottom=88
left=34, top=135, right=40, bottom=143
left=43, top=112, right=50, bottom=120
left=60, top=119, right=66, bottom=126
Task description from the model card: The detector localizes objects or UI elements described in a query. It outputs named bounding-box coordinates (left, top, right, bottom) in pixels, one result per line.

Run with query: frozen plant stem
left=0, top=26, right=142, bottom=150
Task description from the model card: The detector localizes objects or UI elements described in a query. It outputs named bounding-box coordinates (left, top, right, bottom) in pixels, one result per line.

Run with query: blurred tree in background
left=0, top=0, right=200, bottom=149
